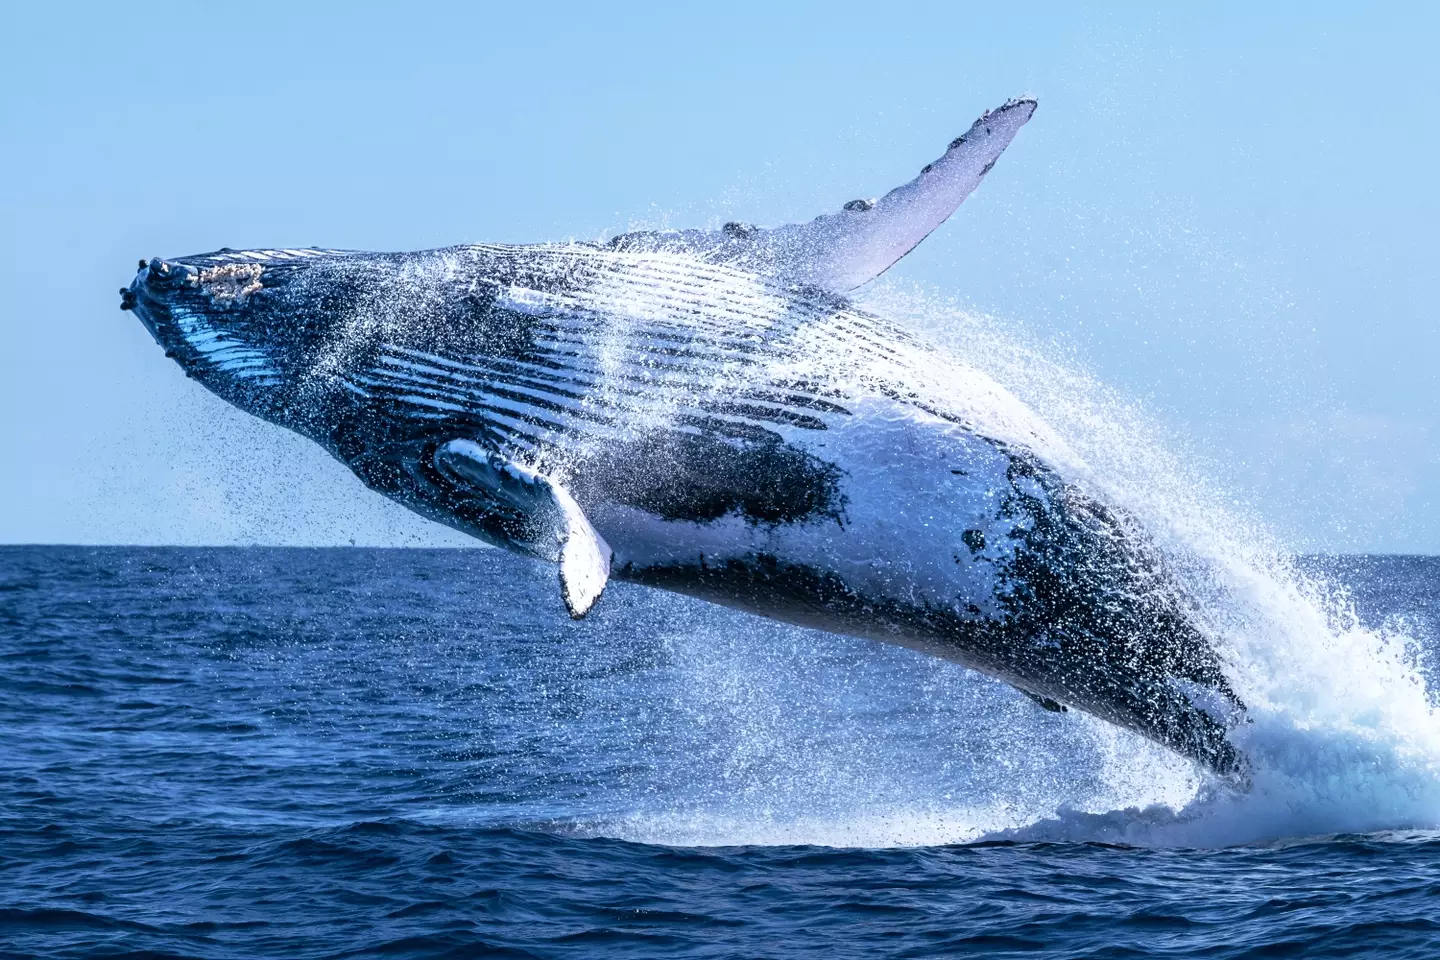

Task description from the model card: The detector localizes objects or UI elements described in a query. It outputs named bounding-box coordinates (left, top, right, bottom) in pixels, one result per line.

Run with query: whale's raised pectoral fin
left=554, top=499, right=612, bottom=618
left=608, top=98, right=1036, bottom=294
left=758, top=97, right=1037, bottom=292
left=434, top=439, right=612, bottom=618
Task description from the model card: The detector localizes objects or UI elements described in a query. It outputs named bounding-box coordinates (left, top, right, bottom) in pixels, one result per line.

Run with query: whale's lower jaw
left=622, top=554, right=1245, bottom=780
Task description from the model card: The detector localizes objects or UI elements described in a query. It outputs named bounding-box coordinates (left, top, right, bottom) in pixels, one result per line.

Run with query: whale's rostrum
left=121, top=98, right=1247, bottom=776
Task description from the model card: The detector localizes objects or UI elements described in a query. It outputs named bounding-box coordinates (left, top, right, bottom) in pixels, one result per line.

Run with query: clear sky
left=2, top=2, right=1436, bottom=551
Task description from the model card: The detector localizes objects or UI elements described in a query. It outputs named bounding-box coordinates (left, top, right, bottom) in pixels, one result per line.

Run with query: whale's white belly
left=591, top=395, right=1028, bottom=619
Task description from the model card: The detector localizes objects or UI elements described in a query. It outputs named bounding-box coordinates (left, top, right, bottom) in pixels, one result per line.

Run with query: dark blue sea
left=6, top=546, right=1440, bottom=959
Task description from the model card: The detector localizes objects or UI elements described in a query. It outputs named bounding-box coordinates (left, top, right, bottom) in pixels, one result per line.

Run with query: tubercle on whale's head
left=121, top=247, right=350, bottom=431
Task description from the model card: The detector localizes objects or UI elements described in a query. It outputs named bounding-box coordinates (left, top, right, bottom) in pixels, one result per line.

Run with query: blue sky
left=2, top=2, right=1436, bottom=551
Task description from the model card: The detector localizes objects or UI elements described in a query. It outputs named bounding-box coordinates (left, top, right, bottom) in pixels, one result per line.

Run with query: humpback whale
left=121, top=98, right=1246, bottom=775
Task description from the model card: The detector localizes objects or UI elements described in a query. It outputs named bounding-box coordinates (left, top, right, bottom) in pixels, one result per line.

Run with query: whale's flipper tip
left=800, top=95, right=1038, bottom=291
left=743, top=96, right=1039, bottom=292
left=433, top=439, right=612, bottom=618
left=558, top=509, right=612, bottom=619
left=603, top=97, right=1037, bottom=296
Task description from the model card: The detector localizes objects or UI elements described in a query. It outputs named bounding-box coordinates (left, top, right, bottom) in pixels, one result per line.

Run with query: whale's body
left=122, top=99, right=1245, bottom=774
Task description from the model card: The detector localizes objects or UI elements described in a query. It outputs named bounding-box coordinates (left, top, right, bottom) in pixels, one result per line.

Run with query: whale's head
left=121, top=248, right=361, bottom=434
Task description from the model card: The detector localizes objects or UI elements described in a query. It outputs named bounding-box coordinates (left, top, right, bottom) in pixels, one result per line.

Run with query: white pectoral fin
left=605, top=98, right=1035, bottom=296
left=434, top=439, right=612, bottom=618
left=761, top=98, right=1037, bottom=292
left=551, top=484, right=613, bottom=619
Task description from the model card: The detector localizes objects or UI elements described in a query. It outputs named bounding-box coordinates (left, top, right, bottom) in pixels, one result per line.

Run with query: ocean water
left=5, top=545, right=1440, bottom=958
